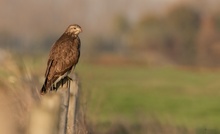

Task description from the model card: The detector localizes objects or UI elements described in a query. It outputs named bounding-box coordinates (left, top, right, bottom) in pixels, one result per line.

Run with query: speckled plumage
left=41, top=24, right=82, bottom=94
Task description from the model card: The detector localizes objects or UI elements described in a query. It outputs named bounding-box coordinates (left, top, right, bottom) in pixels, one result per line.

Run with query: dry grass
left=0, top=52, right=40, bottom=134
left=0, top=52, right=91, bottom=134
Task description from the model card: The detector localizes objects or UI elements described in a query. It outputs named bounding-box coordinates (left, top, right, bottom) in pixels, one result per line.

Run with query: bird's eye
left=73, top=27, right=76, bottom=29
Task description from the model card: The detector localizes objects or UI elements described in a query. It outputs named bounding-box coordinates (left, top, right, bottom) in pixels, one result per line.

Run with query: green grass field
left=76, top=63, right=220, bottom=130
left=2, top=57, right=220, bottom=133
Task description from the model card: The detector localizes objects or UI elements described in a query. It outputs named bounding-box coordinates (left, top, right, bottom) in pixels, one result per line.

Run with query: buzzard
left=41, top=24, right=82, bottom=94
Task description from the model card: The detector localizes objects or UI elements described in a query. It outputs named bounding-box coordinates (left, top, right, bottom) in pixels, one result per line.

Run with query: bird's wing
left=45, top=37, right=80, bottom=87
left=45, top=59, right=53, bottom=77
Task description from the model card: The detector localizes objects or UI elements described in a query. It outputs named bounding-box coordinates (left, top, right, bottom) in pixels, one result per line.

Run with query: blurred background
left=1, top=0, right=220, bottom=133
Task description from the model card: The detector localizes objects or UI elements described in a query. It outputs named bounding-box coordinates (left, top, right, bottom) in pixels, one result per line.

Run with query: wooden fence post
left=57, top=78, right=71, bottom=134
left=28, top=73, right=79, bottom=134
left=67, top=74, right=79, bottom=134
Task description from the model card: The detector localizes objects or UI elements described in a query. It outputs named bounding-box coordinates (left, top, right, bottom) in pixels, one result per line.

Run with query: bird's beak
left=80, top=28, right=83, bottom=33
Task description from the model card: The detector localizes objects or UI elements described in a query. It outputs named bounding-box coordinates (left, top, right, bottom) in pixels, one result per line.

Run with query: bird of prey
left=41, top=24, right=82, bottom=94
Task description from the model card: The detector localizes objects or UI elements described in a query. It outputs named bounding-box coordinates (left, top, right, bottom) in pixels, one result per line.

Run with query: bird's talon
left=67, top=76, right=73, bottom=81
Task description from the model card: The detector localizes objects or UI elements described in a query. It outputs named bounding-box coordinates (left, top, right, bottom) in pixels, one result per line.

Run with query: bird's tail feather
left=40, top=79, right=48, bottom=95
left=41, top=86, right=46, bottom=95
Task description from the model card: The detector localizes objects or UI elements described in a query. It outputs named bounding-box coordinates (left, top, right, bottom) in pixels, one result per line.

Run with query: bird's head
left=65, top=24, right=82, bottom=35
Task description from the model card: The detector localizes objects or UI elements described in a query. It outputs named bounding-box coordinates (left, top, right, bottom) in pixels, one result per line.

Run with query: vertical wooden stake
left=67, top=74, right=79, bottom=134
left=57, top=79, right=70, bottom=134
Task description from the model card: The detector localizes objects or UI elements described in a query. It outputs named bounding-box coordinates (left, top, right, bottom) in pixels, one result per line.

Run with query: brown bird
left=41, top=24, right=82, bottom=94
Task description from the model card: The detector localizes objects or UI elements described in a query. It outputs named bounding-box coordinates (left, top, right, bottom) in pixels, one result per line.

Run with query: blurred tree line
left=92, top=5, right=220, bottom=67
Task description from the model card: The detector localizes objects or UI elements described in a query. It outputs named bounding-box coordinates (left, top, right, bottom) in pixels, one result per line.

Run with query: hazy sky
left=0, top=0, right=218, bottom=42
left=0, top=0, right=184, bottom=34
